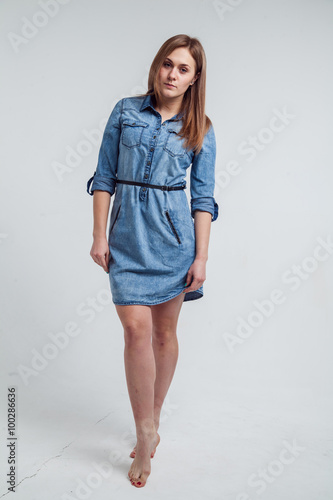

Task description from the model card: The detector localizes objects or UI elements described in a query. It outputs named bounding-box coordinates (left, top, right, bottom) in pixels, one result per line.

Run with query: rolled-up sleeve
left=86, top=98, right=123, bottom=196
left=190, top=124, right=219, bottom=222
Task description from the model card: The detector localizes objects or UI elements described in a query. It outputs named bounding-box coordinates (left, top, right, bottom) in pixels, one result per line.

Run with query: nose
left=168, top=67, right=177, bottom=80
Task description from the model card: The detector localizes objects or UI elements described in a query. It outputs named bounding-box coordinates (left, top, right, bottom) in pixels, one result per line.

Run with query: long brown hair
left=136, top=34, right=212, bottom=155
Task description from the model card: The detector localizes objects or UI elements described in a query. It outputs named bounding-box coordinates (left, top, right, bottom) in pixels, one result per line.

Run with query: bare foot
left=130, top=418, right=160, bottom=459
left=128, top=430, right=160, bottom=488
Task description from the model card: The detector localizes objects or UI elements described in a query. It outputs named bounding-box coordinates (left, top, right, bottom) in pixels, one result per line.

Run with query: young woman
left=87, top=34, right=219, bottom=488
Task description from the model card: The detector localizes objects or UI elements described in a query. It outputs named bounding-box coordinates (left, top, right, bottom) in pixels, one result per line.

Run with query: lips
left=165, top=83, right=176, bottom=88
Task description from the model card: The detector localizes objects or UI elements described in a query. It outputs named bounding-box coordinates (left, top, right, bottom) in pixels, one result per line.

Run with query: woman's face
left=157, top=47, right=199, bottom=100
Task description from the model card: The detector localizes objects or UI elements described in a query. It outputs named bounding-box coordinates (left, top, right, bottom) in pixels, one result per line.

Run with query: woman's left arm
left=183, top=211, right=211, bottom=294
left=183, top=123, right=219, bottom=295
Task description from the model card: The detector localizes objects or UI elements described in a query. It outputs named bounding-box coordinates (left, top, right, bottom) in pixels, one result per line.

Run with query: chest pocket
left=163, top=123, right=188, bottom=158
left=121, top=120, right=148, bottom=148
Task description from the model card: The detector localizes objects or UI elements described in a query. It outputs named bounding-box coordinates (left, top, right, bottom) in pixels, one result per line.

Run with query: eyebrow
left=165, top=57, right=191, bottom=68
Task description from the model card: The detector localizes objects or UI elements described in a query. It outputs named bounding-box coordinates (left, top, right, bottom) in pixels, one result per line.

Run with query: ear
left=193, top=72, right=200, bottom=83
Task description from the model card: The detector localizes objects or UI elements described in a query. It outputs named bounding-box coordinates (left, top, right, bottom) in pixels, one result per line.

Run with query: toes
left=130, top=476, right=143, bottom=487
left=131, top=474, right=148, bottom=488
left=130, top=473, right=142, bottom=486
left=131, top=479, right=145, bottom=487
left=128, top=467, right=138, bottom=481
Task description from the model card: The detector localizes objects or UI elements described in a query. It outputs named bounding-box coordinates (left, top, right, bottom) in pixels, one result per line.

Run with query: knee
left=152, top=325, right=176, bottom=345
left=123, top=320, right=151, bottom=347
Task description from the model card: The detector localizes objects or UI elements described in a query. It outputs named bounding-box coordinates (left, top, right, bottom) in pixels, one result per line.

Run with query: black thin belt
left=116, top=179, right=186, bottom=191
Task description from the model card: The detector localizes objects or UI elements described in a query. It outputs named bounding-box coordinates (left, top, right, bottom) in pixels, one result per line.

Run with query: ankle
left=136, top=418, right=156, bottom=435
left=154, top=406, right=161, bottom=420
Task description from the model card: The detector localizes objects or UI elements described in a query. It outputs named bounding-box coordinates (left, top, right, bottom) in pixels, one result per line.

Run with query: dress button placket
left=140, top=119, right=161, bottom=201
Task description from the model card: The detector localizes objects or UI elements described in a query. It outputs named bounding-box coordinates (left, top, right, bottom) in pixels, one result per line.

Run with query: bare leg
left=129, top=291, right=185, bottom=458
left=115, top=304, right=159, bottom=488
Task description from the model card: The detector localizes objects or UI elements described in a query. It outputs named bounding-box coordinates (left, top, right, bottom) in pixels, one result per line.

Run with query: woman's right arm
left=87, top=98, right=123, bottom=272
left=90, top=190, right=111, bottom=273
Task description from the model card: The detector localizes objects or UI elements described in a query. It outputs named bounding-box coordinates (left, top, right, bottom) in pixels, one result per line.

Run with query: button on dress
left=87, top=94, right=219, bottom=305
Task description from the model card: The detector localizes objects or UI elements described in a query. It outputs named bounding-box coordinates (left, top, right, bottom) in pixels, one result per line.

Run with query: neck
left=152, top=94, right=183, bottom=117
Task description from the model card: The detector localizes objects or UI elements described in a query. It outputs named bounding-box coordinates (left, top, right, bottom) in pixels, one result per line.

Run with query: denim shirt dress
left=87, top=94, right=219, bottom=305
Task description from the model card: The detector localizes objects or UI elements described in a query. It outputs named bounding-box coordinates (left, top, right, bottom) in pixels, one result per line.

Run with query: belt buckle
left=161, top=185, right=168, bottom=191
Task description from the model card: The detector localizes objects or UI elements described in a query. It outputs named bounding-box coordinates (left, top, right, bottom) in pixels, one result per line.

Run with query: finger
left=93, top=255, right=102, bottom=266
left=184, top=271, right=193, bottom=287
left=101, top=255, right=109, bottom=273
left=183, top=278, right=192, bottom=291
left=183, top=282, right=194, bottom=293
left=184, top=279, right=203, bottom=293
left=91, top=255, right=100, bottom=266
left=92, top=254, right=107, bottom=271
left=105, top=250, right=110, bottom=273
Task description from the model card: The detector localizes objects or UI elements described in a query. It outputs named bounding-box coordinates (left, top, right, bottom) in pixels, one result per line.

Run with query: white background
left=1, top=0, right=332, bottom=498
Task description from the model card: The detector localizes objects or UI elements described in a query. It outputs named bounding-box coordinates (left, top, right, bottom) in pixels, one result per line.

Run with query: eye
left=180, top=68, right=188, bottom=73
left=164, top=62, right=171, bottom=67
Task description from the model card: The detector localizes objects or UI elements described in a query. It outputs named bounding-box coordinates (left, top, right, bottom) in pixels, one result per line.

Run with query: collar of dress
left=140, top=93, right=184, bottom=121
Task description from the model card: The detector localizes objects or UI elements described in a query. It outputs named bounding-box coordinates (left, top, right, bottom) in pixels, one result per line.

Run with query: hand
left=183, top=256, right=207, bottom=294
left=90, top=236, right=110, bottom=273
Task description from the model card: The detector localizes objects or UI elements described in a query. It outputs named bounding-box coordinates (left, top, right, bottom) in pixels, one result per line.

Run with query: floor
left=1, top=350, right=332, bottom=500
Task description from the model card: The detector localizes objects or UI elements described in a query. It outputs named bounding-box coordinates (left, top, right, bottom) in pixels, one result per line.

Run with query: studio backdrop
left=0, top=0, right=332, bottom=499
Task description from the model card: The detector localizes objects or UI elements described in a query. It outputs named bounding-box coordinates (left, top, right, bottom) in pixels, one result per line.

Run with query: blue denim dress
left=87, top=94, right=219, bottom=305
